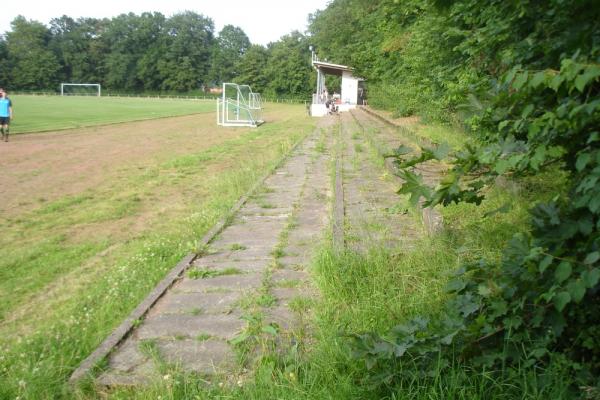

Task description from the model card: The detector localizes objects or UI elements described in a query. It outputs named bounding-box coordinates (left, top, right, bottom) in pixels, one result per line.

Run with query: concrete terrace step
left=350, top=108, right=445, bottom=234
left=94, top=118, right=336, bottom=387
left=339, top=112, right=425, bottom=253
left=81, top=109, right=438, bottom=389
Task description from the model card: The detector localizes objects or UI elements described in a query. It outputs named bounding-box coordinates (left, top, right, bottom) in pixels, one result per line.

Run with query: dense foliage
left=0, top=13, right=314, bottom=97
left=309, top=0, right=600, bottom=395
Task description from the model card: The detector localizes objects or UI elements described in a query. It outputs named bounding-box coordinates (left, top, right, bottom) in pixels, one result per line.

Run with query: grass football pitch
left=9, top=95, right=215, bottom=133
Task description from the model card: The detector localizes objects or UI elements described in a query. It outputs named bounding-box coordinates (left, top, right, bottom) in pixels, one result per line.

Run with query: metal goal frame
left=60, top=83, right=102, bottom=97
left=216, top=83, right=263, bottom=127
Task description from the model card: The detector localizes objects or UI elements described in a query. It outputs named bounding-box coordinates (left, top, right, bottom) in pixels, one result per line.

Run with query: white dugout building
left=309, top=50, right=365, bottom=117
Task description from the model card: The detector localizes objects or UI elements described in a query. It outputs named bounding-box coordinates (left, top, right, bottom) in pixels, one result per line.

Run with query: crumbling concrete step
left=95, top=119, right=335, bottom=387
left=340, top=112, right=424, bottom=253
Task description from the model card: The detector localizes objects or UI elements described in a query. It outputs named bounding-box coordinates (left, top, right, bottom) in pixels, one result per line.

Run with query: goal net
left=60, top=83, right=101, bottom=97
left=217, top=83, right=263, bottom=127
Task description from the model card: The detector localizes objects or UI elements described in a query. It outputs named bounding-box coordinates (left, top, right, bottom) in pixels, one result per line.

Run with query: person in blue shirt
left=0, top=88, right=13, bottom=142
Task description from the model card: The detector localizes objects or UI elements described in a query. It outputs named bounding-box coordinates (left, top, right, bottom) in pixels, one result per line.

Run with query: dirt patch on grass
left=0, top=113, right=245, bottom=329
left=0, top=114, right=243, bottom=216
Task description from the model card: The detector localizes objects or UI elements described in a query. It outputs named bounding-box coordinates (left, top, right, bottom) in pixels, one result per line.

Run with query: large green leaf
left=583, top=268, right=600, bottom=288
left=576, top=153, right=591, bottom=172
left=397, top=170, right=432, bottom=206
left=567, top=280, right=586, bottom=303
left=512, top=71, right=529, bottom=90
left=584, top=251, right=599, bottom=265
left=574, top=65, right=600, bottom=92
left=554, top=261, right=572, bottom=283
left=553, top=291, right=571, bottom=312
left=538, top=255, right=553, bottom=273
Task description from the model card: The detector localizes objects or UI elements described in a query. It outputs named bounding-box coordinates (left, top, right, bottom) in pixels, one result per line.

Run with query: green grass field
left=9, top=95, right=215, bottom=133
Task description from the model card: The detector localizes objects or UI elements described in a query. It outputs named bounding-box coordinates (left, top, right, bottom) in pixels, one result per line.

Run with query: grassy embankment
left=300, top=123, right=571, bottom=399
left=99, top=115, right=571, bottom=400
left=0, top=101, right=315, bottom=399
left=105, top=119, right=570, bottom=399
left=8, top=95, right=215, bottom=133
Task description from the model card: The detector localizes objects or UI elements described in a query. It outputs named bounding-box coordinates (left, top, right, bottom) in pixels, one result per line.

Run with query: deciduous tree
left=6, top=16, right=60, bottom=90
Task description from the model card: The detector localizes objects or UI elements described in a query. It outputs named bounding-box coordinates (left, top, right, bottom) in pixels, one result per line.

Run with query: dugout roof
left=312, top=60, right=353, bottom=76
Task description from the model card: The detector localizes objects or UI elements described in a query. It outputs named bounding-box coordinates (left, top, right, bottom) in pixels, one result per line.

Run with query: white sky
left=0, top=0, right=330, bottom=45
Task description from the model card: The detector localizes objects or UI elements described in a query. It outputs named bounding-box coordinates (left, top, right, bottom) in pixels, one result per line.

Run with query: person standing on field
left=0, top=89, right=13, bottom=142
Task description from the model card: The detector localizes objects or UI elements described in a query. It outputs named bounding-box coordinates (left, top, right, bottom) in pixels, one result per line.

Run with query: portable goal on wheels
left=60, top=83, right=101, bottom=97
left=216, top=83, right=263, bottom=127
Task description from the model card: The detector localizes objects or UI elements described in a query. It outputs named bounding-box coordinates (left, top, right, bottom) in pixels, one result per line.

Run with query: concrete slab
left=272, top=288, right=316, bottom=305
left=212, top=220, right=286, bottom=240
left=271, top=270, right=310, bottom=286
left=206, top=244, right=278, bottom=260
left=192, top=258, right=271, bottom=273
left=238, top=205, right=293, bottom=217
left=263, top=305, right=296, bottom=331
left=157, top=339, right=235, bottom=374
left=137, top=313, right=245, bottom=341
left=89, top=118, right=339, bottom=388
left=96, top=370, right=151, bottom=387
left=151, top=291, right=242, bottom=315
left=263, top=302, right=313, bottom=333
left=106, top=340, right=147, bottom=372
left=174, top=273, right=263, bottom=293
left=340, top=111, right=425, bottom=253
left=235, top=214, right=290, bottom=224
left=276, top=256, right=304, bottom=269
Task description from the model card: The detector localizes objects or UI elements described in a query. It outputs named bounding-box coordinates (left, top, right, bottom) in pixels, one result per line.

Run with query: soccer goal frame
left=216, top=83, right=263, bottom=127
left=60, top=83, right=102, bottom=97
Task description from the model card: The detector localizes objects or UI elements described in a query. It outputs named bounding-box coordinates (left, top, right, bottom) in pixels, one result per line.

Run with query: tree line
left=0, top=12, right=314, bottom=98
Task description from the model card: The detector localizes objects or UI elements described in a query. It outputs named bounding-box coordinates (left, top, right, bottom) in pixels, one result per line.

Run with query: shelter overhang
left=312, top=60, right=353, bottom=76
left=310, top=52, right=366, bottom=117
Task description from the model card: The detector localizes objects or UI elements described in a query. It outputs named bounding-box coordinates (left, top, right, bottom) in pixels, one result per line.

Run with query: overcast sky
left=0, top=0, right=330, bottom=45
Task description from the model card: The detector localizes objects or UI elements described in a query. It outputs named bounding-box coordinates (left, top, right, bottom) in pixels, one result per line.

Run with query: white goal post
left=216, top=83, right=263, bottom=127
left=60, top=83, right=101, bottom=97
